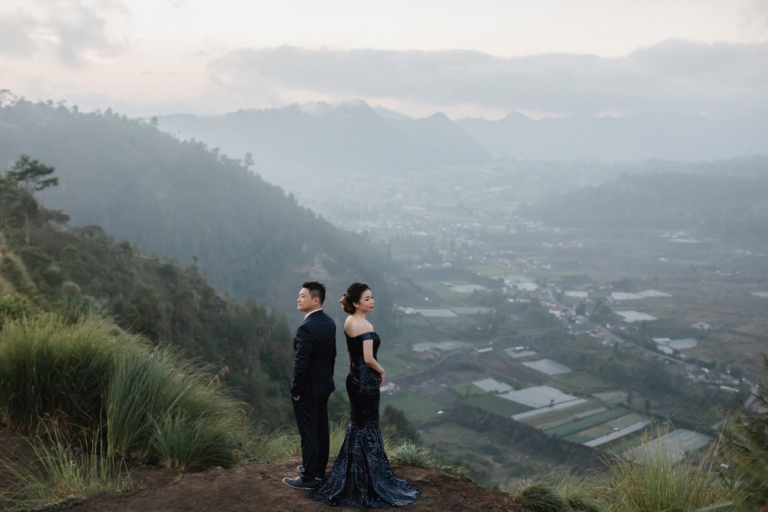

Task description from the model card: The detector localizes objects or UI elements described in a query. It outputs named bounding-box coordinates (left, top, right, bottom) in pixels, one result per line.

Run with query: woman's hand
left=379, top=369, right=386, bottom=387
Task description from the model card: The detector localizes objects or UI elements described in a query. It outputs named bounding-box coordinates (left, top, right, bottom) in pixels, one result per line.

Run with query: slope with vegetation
left=0, top=155, right=294, bottom=425
left=0, top=100, right=394, bottom=325
left=0, top=134, right=766, bottom=510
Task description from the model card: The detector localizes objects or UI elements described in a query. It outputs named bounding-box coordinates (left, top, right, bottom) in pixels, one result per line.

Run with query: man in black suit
left=283, top=281, right=337, bottom=489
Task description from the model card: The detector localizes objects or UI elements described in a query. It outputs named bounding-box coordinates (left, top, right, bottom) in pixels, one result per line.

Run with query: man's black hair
left=302, top=281, right=326, bottom=304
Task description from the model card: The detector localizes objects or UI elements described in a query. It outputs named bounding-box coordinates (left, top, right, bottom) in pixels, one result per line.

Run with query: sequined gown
left=308, top=332, right=419, bottom=508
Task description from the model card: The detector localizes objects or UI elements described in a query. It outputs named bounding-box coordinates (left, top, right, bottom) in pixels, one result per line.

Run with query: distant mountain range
left=158, top=102, right=768, bottom=187
left=456, top=111, right=768, bottom=160
left=159, top=102, right=492, bottom=187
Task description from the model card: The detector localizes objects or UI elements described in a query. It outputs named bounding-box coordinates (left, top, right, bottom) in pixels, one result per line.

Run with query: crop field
left=376, top=344, right=431, bottom=379
left=521, top=400, right=607, bottom=429
left=451, top=382, right=487, bottom=397
left=415, top=280, right=483, bottom=302
left=501, top=386, right=579, bottom=408
left=563, top=412, right=647, bottom=444
left=546, top=408, right=631, bottom=438
left=592, top=391, right=628, bottom=405
left=379, top=227, right=757, bottom=484
left=381, top=390, right=446, bottom=424
left=467, top=264, right=512, bottom=278
left=479, top=355, right=546, bottom=385
left=461, top=394, right=532, bottom=417
left=553, top=371, right=611, bottom=394
left=451, top=306, right=495, bottom=315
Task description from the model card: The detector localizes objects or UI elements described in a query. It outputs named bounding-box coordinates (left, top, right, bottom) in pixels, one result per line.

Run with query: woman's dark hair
left=340, top=282, right=370, bottom=314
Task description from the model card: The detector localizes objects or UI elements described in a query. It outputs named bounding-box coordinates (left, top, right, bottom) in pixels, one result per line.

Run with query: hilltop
left=53, top=455, right=522, bottom=512
left=0, top=426, right=520, bottom=511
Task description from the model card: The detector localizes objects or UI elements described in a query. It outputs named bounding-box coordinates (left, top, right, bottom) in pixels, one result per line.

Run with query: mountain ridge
left=0, top=100, right=393, bottom=326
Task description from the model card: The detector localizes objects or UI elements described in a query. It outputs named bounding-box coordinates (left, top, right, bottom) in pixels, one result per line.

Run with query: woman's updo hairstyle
left=340, top=282, right=370, bottom=314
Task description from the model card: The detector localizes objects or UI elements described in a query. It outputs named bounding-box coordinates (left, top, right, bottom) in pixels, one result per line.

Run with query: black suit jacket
left=290, top=309, right=337, bottom=399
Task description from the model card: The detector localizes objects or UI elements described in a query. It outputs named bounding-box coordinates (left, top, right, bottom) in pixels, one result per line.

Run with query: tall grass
left=720, top=355, right=768, bottom=507
left=503, top=474, right=608, bottom=512
left=1, top=427, right=132, bottom=509
left=0, top=314, right=118, bottom=435
left=606, top=428, right=736, bottom=512
left=389, top=440, right=437, bottom=468
left=107, top=344, right=247, bottom=469
left=515, top=482, right=570, bottom=512
left=242, top=420, right=348, bottom=464
left=0, top=313, right=248, bottom=470
left=503, top=424, right=738, bottom=512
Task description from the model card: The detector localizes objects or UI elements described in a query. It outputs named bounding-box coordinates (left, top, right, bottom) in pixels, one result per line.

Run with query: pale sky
left=1, top=0, right=767, bottom=118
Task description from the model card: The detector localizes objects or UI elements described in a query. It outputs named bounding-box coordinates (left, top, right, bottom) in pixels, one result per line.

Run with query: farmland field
left=380, top=390, right=446, bottom=424
left=461, top=394, right=532, bottom=417
left=546, top=408, right=631, bottom=438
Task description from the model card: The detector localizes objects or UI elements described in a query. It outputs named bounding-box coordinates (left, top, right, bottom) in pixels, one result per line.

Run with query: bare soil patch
left=0, top=426, right=40, bottom=509
left=64, top=456, right=523, bottom=511
left=1, top=434, right=524, bottom=512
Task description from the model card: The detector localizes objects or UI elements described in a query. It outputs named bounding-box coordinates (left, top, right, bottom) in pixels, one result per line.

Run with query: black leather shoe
left=297, top=464, right=304, bottom=474
left=282, top=476, right=316, bottom=489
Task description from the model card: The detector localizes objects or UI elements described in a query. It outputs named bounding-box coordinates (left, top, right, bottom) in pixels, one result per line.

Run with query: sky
left=1, top=0, right=768, bottom=119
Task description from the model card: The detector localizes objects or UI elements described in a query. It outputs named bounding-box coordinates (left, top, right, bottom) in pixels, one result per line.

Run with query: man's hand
left=293, top=395, right=300, bottom=401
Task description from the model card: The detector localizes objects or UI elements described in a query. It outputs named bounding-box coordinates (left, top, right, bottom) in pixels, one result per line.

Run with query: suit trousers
left=292, top=393, right=330, bottom=481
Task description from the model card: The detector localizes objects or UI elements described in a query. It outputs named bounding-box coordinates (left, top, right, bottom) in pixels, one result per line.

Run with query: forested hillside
left=0, top=101, right=393, bottom=326
left=522, top=161, right=768, bottom=238
left=0, top=163, right=295, bottom=425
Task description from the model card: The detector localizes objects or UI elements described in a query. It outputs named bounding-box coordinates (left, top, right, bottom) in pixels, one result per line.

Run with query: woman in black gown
left=308, top=282, right=419, bottom=508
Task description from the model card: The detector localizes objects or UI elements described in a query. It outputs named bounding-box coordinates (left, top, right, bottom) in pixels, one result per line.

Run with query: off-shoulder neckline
left=344, top=331, right=377, bottom=339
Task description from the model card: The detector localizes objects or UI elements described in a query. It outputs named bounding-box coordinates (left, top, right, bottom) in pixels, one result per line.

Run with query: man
left=283, top=281, right=337, bottom=490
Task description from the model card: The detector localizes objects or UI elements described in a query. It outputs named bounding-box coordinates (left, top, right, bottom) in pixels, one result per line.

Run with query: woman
left=308, top=282, right=419, bottom=508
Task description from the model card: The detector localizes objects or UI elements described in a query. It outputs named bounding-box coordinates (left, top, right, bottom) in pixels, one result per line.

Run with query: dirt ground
left=1, top=426, right=524, bottom=512
left=0, top=427, right=37, bottom=510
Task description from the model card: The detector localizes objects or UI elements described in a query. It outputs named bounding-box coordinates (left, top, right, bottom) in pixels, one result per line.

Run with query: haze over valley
left=2, top=0, right=768, bottom=503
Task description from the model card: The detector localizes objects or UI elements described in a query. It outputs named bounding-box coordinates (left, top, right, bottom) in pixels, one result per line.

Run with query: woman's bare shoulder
left=344, top=317, right=374, bottom=337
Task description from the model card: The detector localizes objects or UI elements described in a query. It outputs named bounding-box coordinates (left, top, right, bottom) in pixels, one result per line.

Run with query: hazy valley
left=0, top=97, right=766, bottom=509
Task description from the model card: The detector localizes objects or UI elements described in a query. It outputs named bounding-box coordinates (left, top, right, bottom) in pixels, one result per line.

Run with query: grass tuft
left=0, top=314, right=118, bottom=436
left=719, top=354, right=768, bottom=507
left=107, top=343, right=247, bottom=469
left=515, top=482, right=569, bottom=512
left=607, top=425, right=736, bottom=512
left=0, top=313, right=249, bottom=471
left=0, top=427, right=131, bottom=509
left=389, top=440, right=437, bottom=468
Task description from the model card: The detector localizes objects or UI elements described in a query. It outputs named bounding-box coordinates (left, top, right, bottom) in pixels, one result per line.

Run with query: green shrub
left=0, top=254, right=35, bottom=295
left=389, top=441, right=437, bottom=468
left=515, top=482, right=569, bottom=512
left=0, top=293, right=34, bottom=328
left=504, top=473, right=608, bottom=512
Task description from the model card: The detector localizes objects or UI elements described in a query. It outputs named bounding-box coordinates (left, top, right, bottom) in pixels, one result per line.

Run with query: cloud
left=0, top=0, right=126, bottom=66
left=748, top=0, right=768, bottom=29
left=0, top=11, right=39, bottom=56
left=208, top=41, right=768, bottom=115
